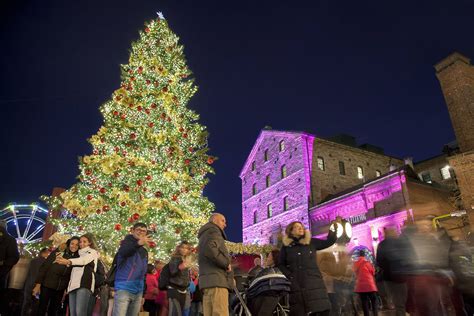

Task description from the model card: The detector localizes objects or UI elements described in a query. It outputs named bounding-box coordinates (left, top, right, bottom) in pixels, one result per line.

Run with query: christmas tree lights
left=48, top=16, right=215, bottom=260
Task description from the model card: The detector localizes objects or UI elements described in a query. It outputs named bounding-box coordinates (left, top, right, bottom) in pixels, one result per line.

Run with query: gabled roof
left=239, top=129, right=313, bottom=178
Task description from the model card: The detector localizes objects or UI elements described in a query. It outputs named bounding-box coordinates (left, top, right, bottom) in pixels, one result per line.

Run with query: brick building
left=240, top=129, right=454, bottom=248
left=435, top=52, right=474, bottom=228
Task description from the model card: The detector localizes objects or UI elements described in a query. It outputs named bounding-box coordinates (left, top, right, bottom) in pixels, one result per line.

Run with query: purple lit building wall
left=240, top=130, right=314, bottom=245
left=310, top=171, right=413, bottom=252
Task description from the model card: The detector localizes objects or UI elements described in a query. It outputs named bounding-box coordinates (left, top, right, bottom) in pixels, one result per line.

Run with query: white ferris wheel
left=0, top=203, right=49, bottom=244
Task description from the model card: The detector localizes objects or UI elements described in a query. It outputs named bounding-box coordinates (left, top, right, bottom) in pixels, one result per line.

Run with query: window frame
left=357, top=166, right=364, bottom=179
left=279, top=140, right=285, bottom=152
left=338, top=161, right=345, bottom=175
left=375, top=170, right=381, bottom=177
left=267, top=203, right=272, bottom=218
left=281, top=165, right=287, bottom=179
left=266, top=175, right=271, bottom=188
left=317, top=156, right=325, bottom=171
left=283, top=196, right=289, bottom=211
left=252, top=183, right=257, bottom=195
left=264, top=149, right=269, bottom=162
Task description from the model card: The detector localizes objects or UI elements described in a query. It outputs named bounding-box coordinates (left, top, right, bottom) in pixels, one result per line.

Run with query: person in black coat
left=21, top=248, right=50, bottom=316
left=278, top=221, right=337, bottom=316
left=33, top=236, right=80, bottom=316
left=0, top=220, right=20, bottom=287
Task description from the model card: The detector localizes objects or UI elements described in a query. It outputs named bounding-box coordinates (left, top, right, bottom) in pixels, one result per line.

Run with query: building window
left=251, top=161, right=256, bottom=171
left=281, top=165, right=287, bottom=179
left=376, top=170, right=381, bottom=177
left=253, top=211, right=257, bottom=224
left=339, top=161, right=345, bottom=175
left=283, top=196, right=289, bottom=211
left=317, top=156, right=325, bottom=171
left=267, top=204, right=272, bottom=218
left=264, top=149, right=269, bottom=162
left=421, top=172, right=432, bottom=183
left=252, top=183, right=257, bottom=195
left=266, top=175, right=271, bottom=188
left=357, top=166, right=364, bottom=179
left=440, top=166, right=451, bottom=180
left=279, top=140, right=285, bottom=152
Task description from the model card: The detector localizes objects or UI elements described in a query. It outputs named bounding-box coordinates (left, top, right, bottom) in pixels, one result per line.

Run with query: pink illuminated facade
left=241, top=129, right=453, bottom=251
left=310, top=171, right=413, bottom=252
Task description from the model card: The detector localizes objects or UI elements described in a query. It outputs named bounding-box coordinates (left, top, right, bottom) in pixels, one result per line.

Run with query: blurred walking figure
left=353, top=252, right=378, bottom=316
left=376, top=228, right=410, bottom=316
left=0, top=220, right=20, bottom=315
left=198, top=213, right=233, bottom=316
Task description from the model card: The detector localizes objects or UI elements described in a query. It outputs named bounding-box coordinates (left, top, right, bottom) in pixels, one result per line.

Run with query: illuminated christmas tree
left=49, top=14, right=215, bottom=260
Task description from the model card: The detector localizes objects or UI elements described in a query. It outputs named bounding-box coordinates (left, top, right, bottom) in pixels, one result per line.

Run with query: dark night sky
left=1, top=0, right=473, bottom=242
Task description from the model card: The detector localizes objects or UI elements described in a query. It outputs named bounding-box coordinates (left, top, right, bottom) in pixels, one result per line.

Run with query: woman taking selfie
left=55, top=233, right=100, bottom=316
left=34, top=236, right=80, bottom=316
left=278, top=221, right=338, bottom=316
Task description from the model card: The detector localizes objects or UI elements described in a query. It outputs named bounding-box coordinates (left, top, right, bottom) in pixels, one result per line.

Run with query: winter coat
left=0, top=227, right=20, bottom=279
left=24, top=256, right=46, bottom=292
left=67, top=246, right=99, bottom=293
left=278, top=229, right=337, bottom=315
left=353, top=257, right=377, bottom=293
left=36, top=248, right=79, bottom=291
left=144, top=273, right=159, bottom=300
left=169, top=255, right=191, bottom=291
left=115, top=234, right=148, bottom=294
left=247, top=267, right=291, bottom=299
left=376, top=236, right=413, bottom=282
left=197, top=222, right=233, bottom=290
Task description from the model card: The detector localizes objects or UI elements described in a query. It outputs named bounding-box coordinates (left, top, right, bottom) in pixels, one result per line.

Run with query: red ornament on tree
left=207, top=157, right=215, bottom=165
left=185, top=159, right=191, bottom=165
left=145, top=27, right=150, bottom=33
left=130, top=133, right=136, bottom=140
left=179, top=127, right=184, bottom=133
left=162, top=86, right=168, bottom=93
left=138, top=66, right=143, bottom=74
left=137, top=106, right=142, bottom=111
left=172, top=194, right=178, bottom=201
left=145, top=109, right=150, bottom=115
left=151, top=103, right=157, bottom=109
left=72, top=210, right=78, bottom=215
left=113, top=111, right=119, bottom=116
left=128, top=217, right=134, bottom=223
left=96, top=209, right=101, bottom=214
left=123, top=185, right=130, bottom=192
left=161, top=113, right=166, bottom=119
left=188, top=147, right=194, bottom=153
left=175, top=228, right=181, bottom=234
left=146, top=175, right=152, bottom=181
left=155, top=191, right=162, bottom=198
left=183, top=133, right=188, bottom=138
left=146, top=79, right=151, bottom=85
left=103, top=205, right=110, bottom=212
left=120, top=201, right=126, bottom=207
left=132, top=213, right=140, bottom=221
left=148, top=241, right=157, bottom=248
left=99, top=187, right=106, bottom=194
left=114, top=223, right=122, bottom=231
left=87, top=195, right=93, bottom=201
left=85, top=169, right=92, bottom=176
left=148, top=122, right=154, bottom=128
left=121, top=114, right=126, bottom=120
left=137, top=179, right=143, bottom=186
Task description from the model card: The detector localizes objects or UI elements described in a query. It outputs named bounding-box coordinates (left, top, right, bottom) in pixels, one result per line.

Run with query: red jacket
left=144, top=273, right=159, bottom=300
left=353, top=257, right=377, bottom=293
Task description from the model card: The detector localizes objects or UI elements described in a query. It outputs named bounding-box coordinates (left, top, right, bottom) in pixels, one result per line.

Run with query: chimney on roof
left=404, top=157, right=414, bottom=170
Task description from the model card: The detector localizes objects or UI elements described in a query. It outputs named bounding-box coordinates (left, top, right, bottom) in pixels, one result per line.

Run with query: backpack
left=158, top=264, right=171, bottom=290
left=105, top=254, right=118, bottom=287
left=95, top=259, right=107, bottom=289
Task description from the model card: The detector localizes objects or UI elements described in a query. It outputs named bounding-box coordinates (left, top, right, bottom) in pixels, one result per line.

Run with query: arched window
left=279, top=140, right=285, bottom=152
left=252, top=183, right=257, bottom=195
left=281, top=165, right=287, bottom=179
left=253, top=211, right=258, bottom=224
left=283, top=196, right=289, bottom=211
left=267, top=204, right=272, bottom=218
left=266, top=175, right=271, bottom=188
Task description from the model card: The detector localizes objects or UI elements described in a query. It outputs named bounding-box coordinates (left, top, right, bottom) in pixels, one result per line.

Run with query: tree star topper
left=157, top=11, right=165, bottom=20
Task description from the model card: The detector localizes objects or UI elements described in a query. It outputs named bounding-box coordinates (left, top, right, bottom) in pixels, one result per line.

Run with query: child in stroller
left=232, top=250, right=291, bottom=316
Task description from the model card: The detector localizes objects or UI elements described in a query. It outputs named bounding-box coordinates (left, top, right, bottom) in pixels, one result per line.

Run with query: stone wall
left=310, top=138, right=404, bottom=204
left=414, top=154, right=456, bottom=189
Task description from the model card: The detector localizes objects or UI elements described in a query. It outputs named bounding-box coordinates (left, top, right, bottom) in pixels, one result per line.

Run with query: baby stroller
left=232, top=267, right=291, bottom=316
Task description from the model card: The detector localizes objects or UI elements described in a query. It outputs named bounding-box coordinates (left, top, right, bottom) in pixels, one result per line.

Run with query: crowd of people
left=0, top=213, right=473, bottom=316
